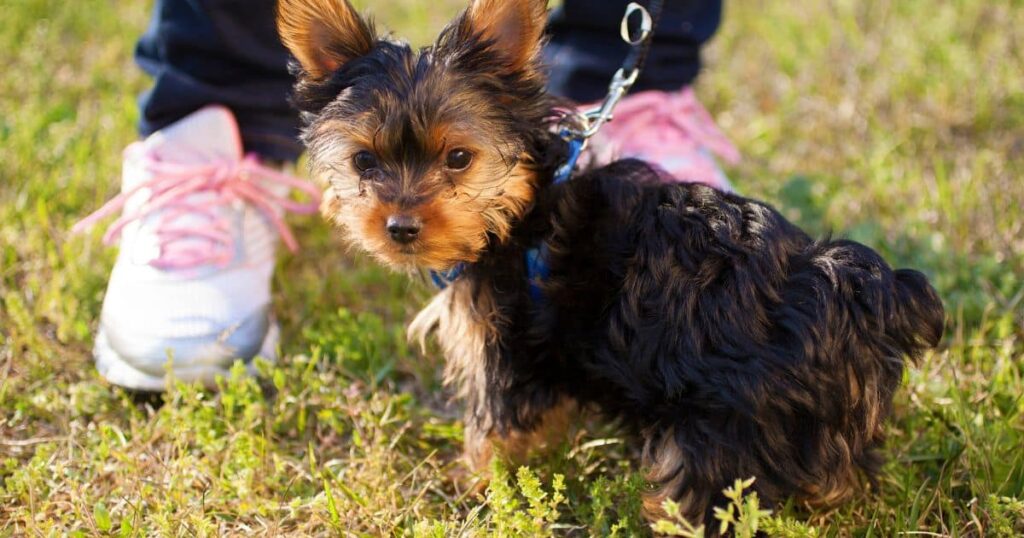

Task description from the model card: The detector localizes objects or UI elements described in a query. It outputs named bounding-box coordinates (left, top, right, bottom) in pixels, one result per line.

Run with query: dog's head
left=278, top=0, right=554, bottom=271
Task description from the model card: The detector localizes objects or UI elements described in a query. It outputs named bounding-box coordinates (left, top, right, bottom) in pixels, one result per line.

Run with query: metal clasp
left=560, top=3, right=653, bottom=143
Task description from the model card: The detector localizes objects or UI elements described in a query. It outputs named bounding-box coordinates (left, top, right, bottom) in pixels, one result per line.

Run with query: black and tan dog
left=277, top=0, right=944, bottom=527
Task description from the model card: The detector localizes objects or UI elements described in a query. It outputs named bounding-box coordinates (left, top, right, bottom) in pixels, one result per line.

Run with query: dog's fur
left=278, top=0, right=945, bottom=527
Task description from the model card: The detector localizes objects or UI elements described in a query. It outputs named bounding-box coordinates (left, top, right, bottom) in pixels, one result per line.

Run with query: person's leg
left=76, top=0, right=319, bottom=391
left=135, top=0, right=302, bottom=161
left=545, top=0, right=738, bottom=190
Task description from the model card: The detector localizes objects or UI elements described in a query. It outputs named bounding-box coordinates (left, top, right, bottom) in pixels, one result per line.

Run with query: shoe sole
left=94, top=323, right=280, bottom=392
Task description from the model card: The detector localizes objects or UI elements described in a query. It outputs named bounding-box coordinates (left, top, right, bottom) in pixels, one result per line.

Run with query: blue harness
left=429, top=136, right=585, bottom=300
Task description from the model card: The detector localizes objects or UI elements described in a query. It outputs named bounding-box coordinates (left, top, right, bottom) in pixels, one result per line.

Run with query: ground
left=1, top=0, right=1023, bottom=536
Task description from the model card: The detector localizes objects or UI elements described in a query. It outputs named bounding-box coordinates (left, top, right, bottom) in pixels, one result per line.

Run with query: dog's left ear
left=277, top=0, right=376, bottom=81
left=456, top=0, right=549, bottom=74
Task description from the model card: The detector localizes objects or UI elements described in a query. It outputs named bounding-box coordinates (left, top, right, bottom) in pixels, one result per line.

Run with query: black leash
left=621, top=0, right=665, bottom=83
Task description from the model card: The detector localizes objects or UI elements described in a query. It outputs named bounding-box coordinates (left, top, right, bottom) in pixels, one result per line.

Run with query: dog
left=277, top=0, right=945, bottom=527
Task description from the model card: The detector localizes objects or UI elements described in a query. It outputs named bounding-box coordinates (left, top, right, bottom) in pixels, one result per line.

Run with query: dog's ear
left=277, top=0, right=376, bottom=80
left=457, top=0, right=548, bottom=74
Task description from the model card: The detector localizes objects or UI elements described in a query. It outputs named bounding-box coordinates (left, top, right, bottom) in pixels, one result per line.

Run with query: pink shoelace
left=592, top=87, right=741, bottom=189
left=73, top=142, right=321, bottom=269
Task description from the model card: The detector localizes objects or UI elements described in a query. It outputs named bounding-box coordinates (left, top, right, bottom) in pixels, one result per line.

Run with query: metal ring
left=620, top=3, right=653, bottom=45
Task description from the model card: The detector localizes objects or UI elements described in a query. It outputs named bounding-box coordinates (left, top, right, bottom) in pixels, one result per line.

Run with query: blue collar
left=429, top=263, right=466, bottom=289
left=430, top=135, right=585, bottom=295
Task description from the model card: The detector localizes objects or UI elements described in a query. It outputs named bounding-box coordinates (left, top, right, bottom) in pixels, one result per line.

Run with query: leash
left=559, top=0, right=663, bottom=149
left=432, top=2, right=662, bottom=293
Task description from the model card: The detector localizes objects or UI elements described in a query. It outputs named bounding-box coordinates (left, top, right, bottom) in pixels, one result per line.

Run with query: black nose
left=386, top=215, right=422, bottom=245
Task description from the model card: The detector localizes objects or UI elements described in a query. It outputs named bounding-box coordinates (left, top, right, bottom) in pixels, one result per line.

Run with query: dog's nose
left=386, top=215, right=422, bottom=245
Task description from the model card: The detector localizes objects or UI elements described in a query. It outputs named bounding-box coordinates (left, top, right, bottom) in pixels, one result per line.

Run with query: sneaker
left=73, top=105, right=320, bottom=391
left=587, top=87, right=740, bottom=191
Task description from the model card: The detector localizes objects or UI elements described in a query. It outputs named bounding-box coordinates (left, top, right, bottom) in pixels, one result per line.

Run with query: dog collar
left=430, top=263, right=466, bottom=289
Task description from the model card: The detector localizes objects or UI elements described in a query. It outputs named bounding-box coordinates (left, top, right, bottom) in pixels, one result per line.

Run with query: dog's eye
left=445, top=149, right=473, bottom=171
left=353, top=150, right=379, bottom=172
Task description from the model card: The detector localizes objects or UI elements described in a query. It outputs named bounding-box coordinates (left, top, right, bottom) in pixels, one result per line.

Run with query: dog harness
left=429, top=2, right=662, bottom=298
left=523, top=135, right=585, bottom=301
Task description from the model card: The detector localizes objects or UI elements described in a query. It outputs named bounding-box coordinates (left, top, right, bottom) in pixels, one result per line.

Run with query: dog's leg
left=463, top=397, right=577, bottom=474
left=640, top=422, right=866, bottom=531
left=460, top=397, right=576, bottom=496
left=640, top=427, right=713, bottom=528
left=413, top=283, right=575, bottom=489
left=454, top=397, right=575, bottom=498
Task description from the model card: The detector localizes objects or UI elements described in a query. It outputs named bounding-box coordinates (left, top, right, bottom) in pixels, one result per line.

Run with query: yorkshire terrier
left=277, top=0, right=945, bottom=527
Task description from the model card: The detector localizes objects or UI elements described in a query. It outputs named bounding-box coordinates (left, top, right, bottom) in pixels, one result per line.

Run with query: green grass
left=2, top=0, right=1022, bottom=535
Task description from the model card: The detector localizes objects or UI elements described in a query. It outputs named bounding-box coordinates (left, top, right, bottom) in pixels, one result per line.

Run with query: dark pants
left=136, top=0, right=722, bottom=162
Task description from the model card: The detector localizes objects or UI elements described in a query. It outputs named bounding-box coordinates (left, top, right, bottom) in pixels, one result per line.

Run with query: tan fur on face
left=320, top=159, right=537, bottom=270
left=290, top=0, right=552, bottom=272
left=310, top=112, right=540, bottom=271
left=277, top=0, right=375, bottom=79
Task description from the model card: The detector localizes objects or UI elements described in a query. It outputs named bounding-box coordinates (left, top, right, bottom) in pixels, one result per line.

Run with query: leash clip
left=578, top=67, right=640, bottom=139
left=560, top=3, right=654, bottom=143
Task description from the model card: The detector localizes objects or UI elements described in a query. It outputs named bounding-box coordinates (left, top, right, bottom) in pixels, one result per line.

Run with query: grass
left=1, top=0, right=1022, bottom=535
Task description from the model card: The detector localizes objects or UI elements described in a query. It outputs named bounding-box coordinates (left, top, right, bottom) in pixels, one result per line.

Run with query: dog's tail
left=890, top=268, right=945, bottom=357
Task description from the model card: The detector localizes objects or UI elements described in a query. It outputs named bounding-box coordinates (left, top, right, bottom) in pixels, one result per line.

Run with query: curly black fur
left=460, top=160, right=944, bottom=526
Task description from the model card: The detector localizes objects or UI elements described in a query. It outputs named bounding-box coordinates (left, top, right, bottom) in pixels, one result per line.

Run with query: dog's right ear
left=277, top=0, right=375, bottom=81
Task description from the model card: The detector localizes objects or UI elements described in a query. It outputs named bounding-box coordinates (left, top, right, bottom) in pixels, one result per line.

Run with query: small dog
left=277, top=0, right=945, bottom=527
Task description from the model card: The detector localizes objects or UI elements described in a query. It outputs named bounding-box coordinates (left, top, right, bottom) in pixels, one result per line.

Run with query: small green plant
left=987, top=495, right=1024, bottom=537
left=582, top=473, right=647, bottom=536
left=651, top=498, right=707, bottom=538
left=759, top=516, right=822, bottom=538
left=713, top=478, right=773, bottom=537
left=484, top=460, right=567, bottom=537
left=652, top=478, right=824, bottom=537
left=652, top=478, right=774, bottom=538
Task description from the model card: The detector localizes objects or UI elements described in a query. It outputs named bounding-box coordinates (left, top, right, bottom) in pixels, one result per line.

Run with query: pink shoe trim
left=73, top=144, right=321, bottom=269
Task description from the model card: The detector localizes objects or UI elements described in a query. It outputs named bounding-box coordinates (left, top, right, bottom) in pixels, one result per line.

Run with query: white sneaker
left=74, top=105, right=320, bottom=391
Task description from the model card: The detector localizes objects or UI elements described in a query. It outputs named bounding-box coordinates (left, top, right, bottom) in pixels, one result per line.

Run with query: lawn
left=1, top=0, right=1022, bottom=536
